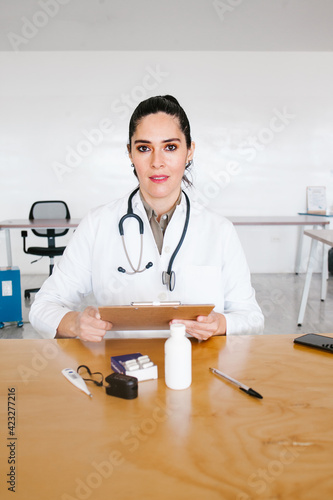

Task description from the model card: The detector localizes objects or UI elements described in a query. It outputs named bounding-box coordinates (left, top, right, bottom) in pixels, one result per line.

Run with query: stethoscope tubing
left=118, top=187, right=142, bottom=235
left=165, top=191, right=190, bottom=276
left=118, top=187, right=190, bottom=290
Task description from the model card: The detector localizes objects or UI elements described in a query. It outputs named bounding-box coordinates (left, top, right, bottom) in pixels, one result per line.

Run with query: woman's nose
left=151, top=150, right=164, bottom=169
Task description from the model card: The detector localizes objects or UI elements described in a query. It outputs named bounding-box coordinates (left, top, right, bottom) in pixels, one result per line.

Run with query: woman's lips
left=149, top=176, right=169, bottom=183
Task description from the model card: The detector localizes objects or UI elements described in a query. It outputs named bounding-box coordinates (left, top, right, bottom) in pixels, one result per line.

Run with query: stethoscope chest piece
left=162, top=271, right=176, bottom=292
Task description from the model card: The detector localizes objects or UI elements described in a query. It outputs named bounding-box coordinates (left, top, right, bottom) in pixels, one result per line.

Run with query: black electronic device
left=105, top=373, right=138, bottom=399
left=294, top=334, right=333, bottom=354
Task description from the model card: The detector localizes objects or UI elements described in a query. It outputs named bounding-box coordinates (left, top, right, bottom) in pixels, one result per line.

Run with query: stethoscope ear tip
left=118, top=267, right=126, bottom=273
left=146, top=262, right=153, bottom=269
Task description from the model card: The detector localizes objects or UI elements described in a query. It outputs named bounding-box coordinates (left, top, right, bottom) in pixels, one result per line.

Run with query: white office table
left=297, top=229, right=333, bottom=326
left=0, top=218, right=80, bottom=267
left=1, top=215, right=329, bottom=269
left=229, top=215, right=330, bottom=274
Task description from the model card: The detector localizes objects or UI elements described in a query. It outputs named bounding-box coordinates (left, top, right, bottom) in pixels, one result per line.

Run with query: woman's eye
left=138, top=145, right=150, bottom=152
left=165, top=144, right=177, bottom=151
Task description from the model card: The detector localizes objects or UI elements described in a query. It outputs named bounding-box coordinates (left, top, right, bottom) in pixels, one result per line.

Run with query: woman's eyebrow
left=134, top=138, right=181, bottom=144
left=162, top=138, right=181, bottom=143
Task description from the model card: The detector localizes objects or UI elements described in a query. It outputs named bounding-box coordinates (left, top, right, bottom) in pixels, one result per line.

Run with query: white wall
left=1, top=50, right=333, bottom=273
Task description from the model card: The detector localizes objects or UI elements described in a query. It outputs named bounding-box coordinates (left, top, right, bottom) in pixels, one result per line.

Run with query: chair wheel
left=24, top=292, right=31, bottom=299
left=0, top=322, right=4, bottom=329
left=17, top=321, right=24, bottom=328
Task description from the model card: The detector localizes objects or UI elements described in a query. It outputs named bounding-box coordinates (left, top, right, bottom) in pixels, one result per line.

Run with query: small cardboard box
left=111, top=353, right=158, bottom=382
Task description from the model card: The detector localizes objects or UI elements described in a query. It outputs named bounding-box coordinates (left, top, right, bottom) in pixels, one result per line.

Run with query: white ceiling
left=0, top=0, right=332, bottom=51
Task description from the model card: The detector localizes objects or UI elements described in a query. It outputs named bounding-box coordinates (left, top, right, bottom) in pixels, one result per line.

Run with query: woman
left=30, top=95, right=264, bottom=341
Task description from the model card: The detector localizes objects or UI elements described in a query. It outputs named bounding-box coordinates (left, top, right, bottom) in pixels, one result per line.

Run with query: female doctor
left=30, top=95, right=264, bottom=341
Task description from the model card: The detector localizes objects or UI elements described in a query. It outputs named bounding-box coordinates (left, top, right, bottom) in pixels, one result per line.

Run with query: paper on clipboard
left=98, top=303, right=215, bottom=330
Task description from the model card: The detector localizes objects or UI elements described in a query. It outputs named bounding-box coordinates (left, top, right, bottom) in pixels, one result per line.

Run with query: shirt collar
left=139, top=190, right=182, bottom=223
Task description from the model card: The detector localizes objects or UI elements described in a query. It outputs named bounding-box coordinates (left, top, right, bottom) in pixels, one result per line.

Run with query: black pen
left=209, top=367, right=263, bottom=399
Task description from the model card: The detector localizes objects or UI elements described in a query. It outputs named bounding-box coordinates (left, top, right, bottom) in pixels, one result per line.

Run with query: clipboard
left=98, top=303, right=215, bottom=330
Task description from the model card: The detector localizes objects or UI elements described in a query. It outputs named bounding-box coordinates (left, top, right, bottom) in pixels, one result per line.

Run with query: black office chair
left=21, top=200, right=71, bottom=299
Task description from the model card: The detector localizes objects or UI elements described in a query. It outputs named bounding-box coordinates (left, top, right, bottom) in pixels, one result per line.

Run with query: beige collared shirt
left=140, top=191, right=182, bottom=254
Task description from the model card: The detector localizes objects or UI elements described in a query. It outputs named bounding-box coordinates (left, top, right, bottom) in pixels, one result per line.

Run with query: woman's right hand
left=56, top=306, right=113, bottom=342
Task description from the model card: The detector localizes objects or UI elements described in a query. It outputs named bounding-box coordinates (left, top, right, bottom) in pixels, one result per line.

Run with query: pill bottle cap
left=170, top=323, right=186, bottom=336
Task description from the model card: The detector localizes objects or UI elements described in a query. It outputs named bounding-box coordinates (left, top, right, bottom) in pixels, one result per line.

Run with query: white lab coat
left=29, top=190, right=264, bottom=338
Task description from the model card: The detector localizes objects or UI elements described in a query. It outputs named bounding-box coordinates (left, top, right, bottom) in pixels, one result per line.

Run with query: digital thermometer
left=62, top=368, right=93, bottom=397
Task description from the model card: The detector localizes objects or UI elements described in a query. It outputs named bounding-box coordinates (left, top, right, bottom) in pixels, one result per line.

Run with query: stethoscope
left=117, top=187, right=190, bottom=291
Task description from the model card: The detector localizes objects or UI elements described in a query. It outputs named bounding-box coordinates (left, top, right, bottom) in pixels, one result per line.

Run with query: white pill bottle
left=164, top=323, right=192, bottom=390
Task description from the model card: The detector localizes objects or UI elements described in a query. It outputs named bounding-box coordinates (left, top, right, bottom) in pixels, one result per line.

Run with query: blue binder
left=0, top=267, right=23, bottom=328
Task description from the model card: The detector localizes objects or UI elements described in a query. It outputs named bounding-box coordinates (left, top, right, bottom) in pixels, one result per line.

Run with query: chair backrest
left=29, top=200, right=71, bottom=238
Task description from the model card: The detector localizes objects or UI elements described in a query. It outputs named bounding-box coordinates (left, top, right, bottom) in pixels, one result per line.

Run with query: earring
left=131, top=163, right=135, bottom=168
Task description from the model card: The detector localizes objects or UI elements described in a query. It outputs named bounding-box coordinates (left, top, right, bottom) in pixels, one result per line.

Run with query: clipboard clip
left=130, top=301, right=181, bottom=306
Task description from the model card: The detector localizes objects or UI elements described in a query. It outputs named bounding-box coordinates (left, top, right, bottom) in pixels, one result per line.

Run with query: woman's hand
left=56, top=306, right=113, bottom=342
left=170, top=311, right=226, bottom=341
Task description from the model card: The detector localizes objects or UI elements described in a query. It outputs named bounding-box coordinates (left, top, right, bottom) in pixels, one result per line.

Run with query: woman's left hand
left=170, top=311, right=226, bottom=341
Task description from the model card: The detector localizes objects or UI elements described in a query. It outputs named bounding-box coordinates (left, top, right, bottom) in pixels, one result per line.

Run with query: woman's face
left=128, top=112, right=195, bottom=209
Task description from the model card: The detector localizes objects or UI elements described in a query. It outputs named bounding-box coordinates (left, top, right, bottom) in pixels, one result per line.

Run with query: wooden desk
left=0, top=216, right=329, bottom=270
left=297, top=229, right=333, bottom=325
left=0, top=334, right=332, bottom=500
left=0, top=219, right=80, bottom=267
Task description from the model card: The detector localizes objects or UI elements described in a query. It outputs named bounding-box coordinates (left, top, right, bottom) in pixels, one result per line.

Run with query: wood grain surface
left=0, top=334, right=332, bottom=500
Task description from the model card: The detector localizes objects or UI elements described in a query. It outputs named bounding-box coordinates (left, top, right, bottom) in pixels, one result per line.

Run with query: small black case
left=105, top=373, right=138, bottom=400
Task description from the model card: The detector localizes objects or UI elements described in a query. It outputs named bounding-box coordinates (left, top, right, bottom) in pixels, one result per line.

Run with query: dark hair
left=128, top=95, right=193, bottom=186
